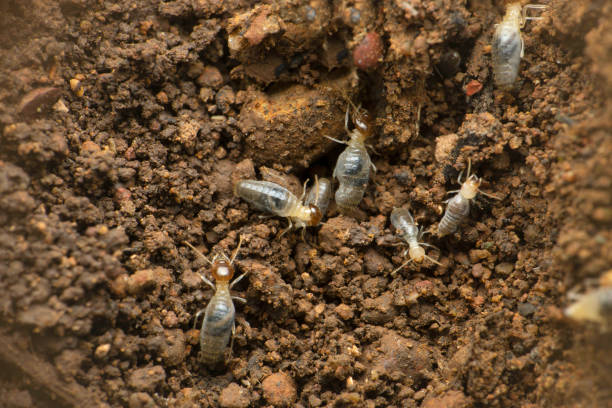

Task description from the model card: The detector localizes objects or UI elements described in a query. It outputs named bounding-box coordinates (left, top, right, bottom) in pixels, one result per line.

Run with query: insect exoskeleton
left=565, top=271, right=612, bottom=328
left=438, top=160, right=500, bottom=236
left=326, top=104, right=376, bottom=210
left=184, top=237, right=248, bottom=368
left=565, top=287, right=612, bottom=327
left=304, top=176, right=332, bottom=218
left=390, top=207, right=441, bottom=274
left=234, top=179, right=323, bottom=235
left=492, top=2, right=547, bottom=88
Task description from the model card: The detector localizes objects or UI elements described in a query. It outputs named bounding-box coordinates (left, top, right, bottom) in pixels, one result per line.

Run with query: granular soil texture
left=1, top=0, right=611, bottom=407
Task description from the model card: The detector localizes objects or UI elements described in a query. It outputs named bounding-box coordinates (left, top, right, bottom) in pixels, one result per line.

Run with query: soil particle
left=261, top=371, right=297, bottom=407
left=128, top=392, right=158, bottom=408
left=219, top=383, right=251, bottom=408
left=370, top=331, right=433, bottom=383
left=362, top=292, right=397, bottom=324
left=237, top=77, right=351, bottom=168
left=16, top=304, right=63, bottom=329
left=353, top=32, right=384, bottom=70
left=127, top=365, right=166, bottom=392
left=422, top=390, right=472, bottom=408
left=18, top=87, right=62, bottom=117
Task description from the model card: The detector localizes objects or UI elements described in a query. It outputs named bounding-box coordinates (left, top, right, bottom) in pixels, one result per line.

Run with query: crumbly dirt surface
left=1, top=0, right=611, bottom=407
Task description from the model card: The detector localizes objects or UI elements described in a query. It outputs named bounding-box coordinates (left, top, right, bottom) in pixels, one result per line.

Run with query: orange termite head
left=305, top=204, right=323, bottom=226
left=211, top=259, right=234, bottom=282
left=461, top=174, right=482, bottom=199
left=354, top=110, right=374, bottom=139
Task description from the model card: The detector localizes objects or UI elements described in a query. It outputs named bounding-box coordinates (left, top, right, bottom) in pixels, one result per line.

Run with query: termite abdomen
left=437, top=193, right=471, bottom=236
left=334, top=145, right=371, bottom=209
left=235, top=180, right=297, bottom=215
left=305, top=177, right=332, bottom=217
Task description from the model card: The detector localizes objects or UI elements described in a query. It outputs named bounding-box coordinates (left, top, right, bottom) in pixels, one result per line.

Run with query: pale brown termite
left=492, top=3, right=546, bottom=88
left=565, top=287, right=612, bottom=327
left=438, top=160, right=500, bottom=236
left=326, top=105, right=376, bottom=210
left=234, top=179, right=322, bottom=236
left=565, top=271, right=612, bottom=329
left=391, top=208, right=441, bottom=274
left=185, top=237, right=247, bottom=368
left=304, top=176, right=332, bottom=218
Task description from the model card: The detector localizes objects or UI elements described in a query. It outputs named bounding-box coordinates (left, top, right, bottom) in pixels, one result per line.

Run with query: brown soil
left=1, top=0, right=611, bottom=407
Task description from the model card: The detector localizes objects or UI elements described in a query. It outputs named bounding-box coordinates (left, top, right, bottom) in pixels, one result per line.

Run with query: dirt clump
left=0, top=0, right=611, bottom=407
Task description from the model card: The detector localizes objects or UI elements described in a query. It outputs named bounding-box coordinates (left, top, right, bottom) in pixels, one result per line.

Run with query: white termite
left=438, top=160, right=500, bottom=236
left=235, top=179, right=323, bottom=237
left=391, top=207, right=441, bottom=274
left=326, top=105, right=376, bottom=210
left=304, top=176, right=333, bottom=218
left=492, top=3, right=546, bottom=88
left=185, top=237, right=247, bottom=368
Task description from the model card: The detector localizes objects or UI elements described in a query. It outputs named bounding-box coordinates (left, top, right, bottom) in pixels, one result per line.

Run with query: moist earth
left=0, top=0, right=611, bottom=407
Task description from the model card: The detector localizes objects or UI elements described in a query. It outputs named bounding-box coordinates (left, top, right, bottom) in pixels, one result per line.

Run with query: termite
left=326, top=104, right=376, bottom=210
left=234, top=179, right=323, bottom=236
left=438, top=159, right=500, bottom=236
left=304, top=176, right=332, bottom=218
left=390, top=207, right=441, bottom=274
left=492, top=3, right=546, bottom=88
left=565, top=287, right=612, bottom=327
left=565, top=271, right=612, bottom=328
left=184, top=237, right=247, bottom=368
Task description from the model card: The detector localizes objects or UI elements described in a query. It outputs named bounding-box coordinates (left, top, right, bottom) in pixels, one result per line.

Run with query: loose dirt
left=0, top=0, right=611, bottom=407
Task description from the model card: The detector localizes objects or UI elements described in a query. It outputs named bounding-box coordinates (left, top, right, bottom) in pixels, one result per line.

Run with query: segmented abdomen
left=438, top=193, right=470, bottom=236
left=333, top=145, right=371, bottom=208
left=305, top=178, right=332, bottom=217
left=235, top=180, right=297, bottom=217
left=200, top=294, right=235, bottom=367
left=492, top=24, right=522, bottom=87
left=390, top=208, right=419, bottom=241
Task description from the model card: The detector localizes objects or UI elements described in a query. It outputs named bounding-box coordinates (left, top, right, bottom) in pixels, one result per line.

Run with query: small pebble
left=219, top=383, right=250, bottom=408
left=465, top=80, right=483, bottom=96
left=353, top=32, right=383, bottom=70
left=18, top=87, right=62, bottom=116
left=128, top=366, right=166, bottom=392
left=261, top=372, right=297, bottom=407
left=518, top=302, right=537, bottom=317
left=95, top=344, right=111, bottom=359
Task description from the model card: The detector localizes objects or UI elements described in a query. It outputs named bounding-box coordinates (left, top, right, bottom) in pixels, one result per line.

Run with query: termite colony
left=185, top=2, right=591, bottom=368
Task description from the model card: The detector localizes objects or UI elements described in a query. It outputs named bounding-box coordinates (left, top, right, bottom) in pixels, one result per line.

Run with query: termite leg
left=199, top=273, right=216, bottom=290
left=278, top=218, right=293, bottom=238
left=479, top=190, right=502, bottom=200
left=193, top=309, right=205, bottom=330
left=522, top=4, right=547, bottom=26
left=325, top=135, right=349, bottom=145
left=229, top=271, right=249, bottom=289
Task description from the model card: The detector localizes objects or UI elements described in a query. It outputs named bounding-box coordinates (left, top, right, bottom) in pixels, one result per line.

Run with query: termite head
left=353, top=110, right=374, bottom=141
left=212, top=259, right=235, bottom=282
left=409, top=245, right=426, bottom=263
left=460, top=174, right=481, bottom=199
left=505, top=3, right=522, bottom=22
left=305, top=204, right=323, bottom=226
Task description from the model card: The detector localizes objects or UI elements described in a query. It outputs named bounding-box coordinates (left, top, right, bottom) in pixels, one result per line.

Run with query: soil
left=0, top=0, right=611, bottom=407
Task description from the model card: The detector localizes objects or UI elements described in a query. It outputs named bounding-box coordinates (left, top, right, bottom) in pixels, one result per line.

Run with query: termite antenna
left=424, top=254, right=443, bottom=266
left=391, top=258, right=413, bottom=276
left=184, top=241, right=214, bottom=266
left=229, top=235, right=244, bottom=264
